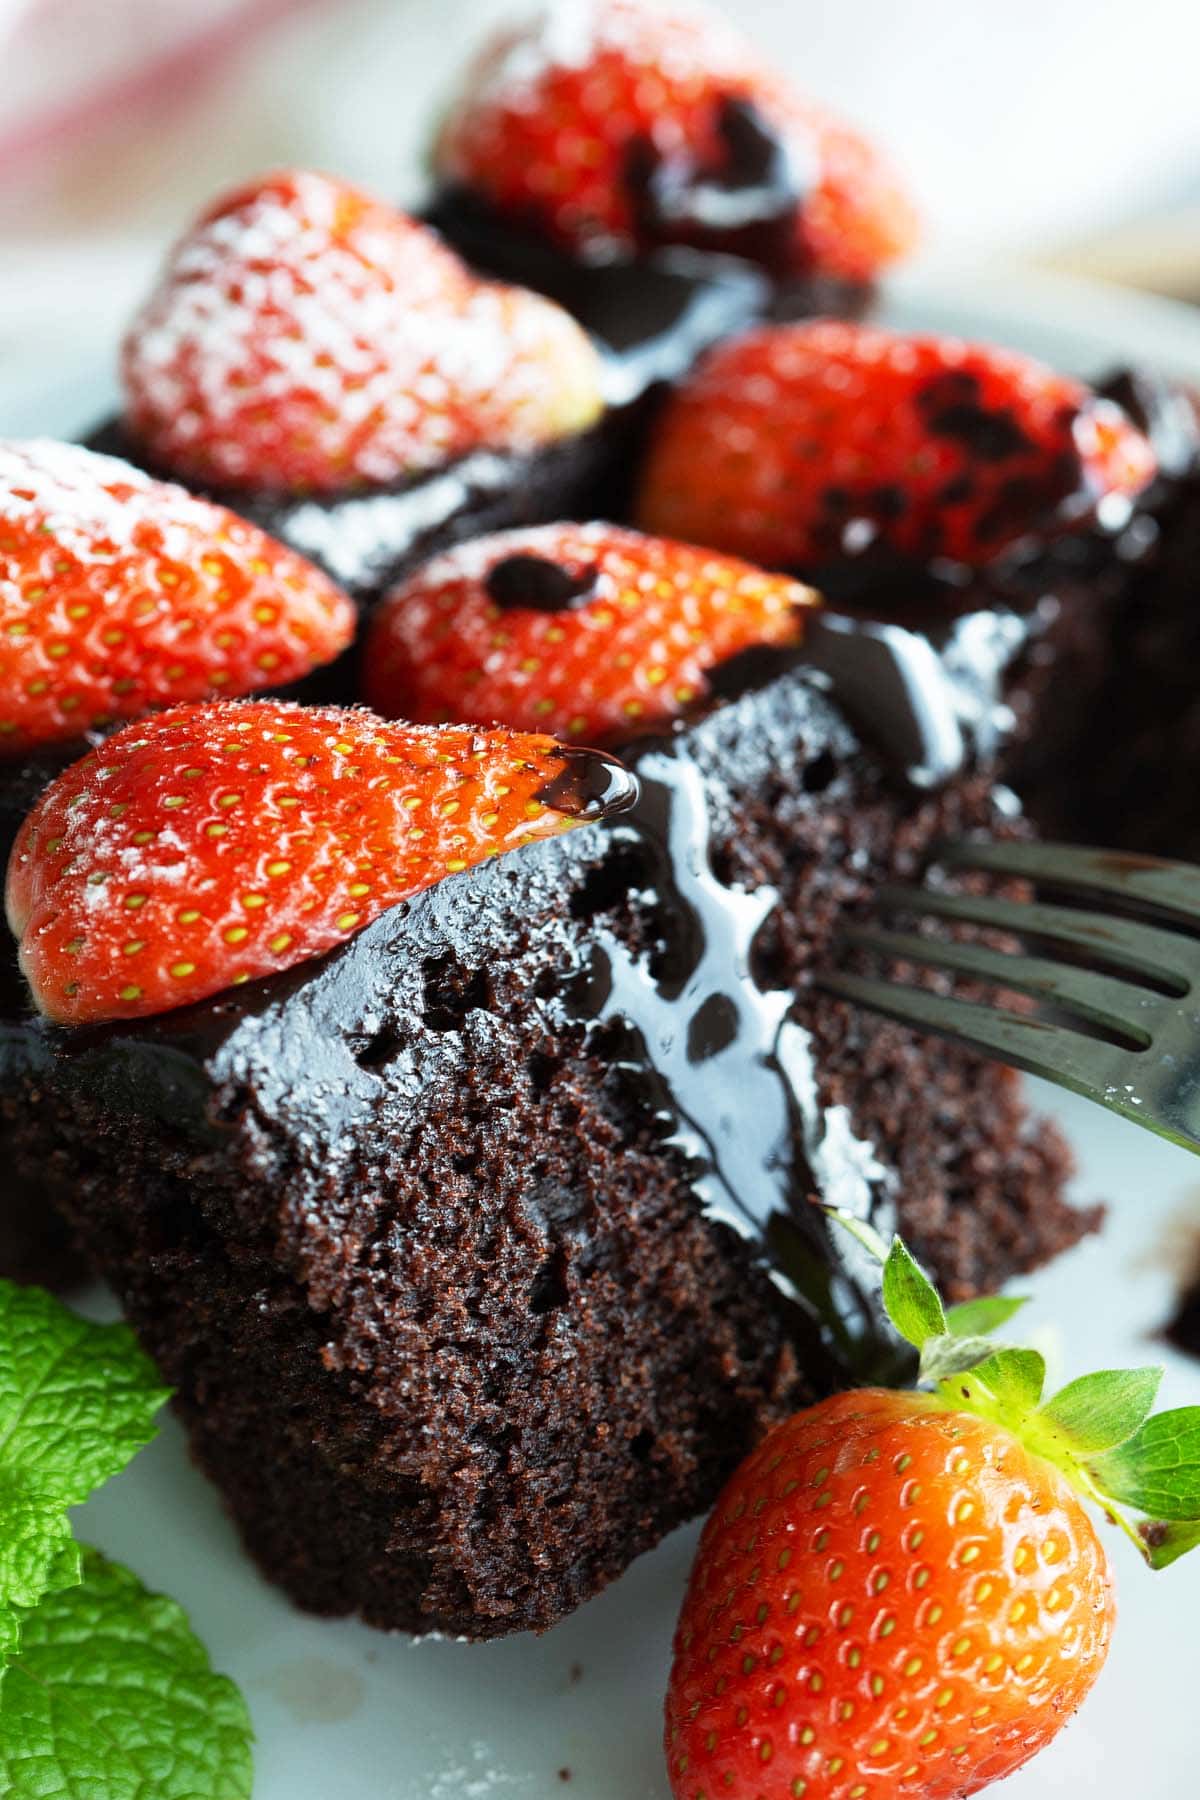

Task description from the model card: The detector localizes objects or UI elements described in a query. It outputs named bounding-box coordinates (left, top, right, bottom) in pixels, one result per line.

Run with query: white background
left=1, top=0, right=1198, bottom=260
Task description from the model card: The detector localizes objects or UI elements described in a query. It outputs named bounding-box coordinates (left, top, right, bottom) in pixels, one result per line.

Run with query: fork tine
left=818, top=971, right=1200, bottom=1154
left=839, top=923, right=1158, bottom=1044
left=874, top=884, right=1195, bottom=990
left=939, top=839, right=1200, bottom=927
left=817, top=969, right=1123, bottom=1095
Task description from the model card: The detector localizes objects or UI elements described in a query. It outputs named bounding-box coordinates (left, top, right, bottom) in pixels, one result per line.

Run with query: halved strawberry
left=121, top=169, right=605, bottom=496
left=636, top=320, right=1157, bottom=572
left=434, top=0, right=917, bottom=281
left=6, top=700, right=634, bottom=1024
left=362, top=523, right=817, bottom=743
left=0, top=441, right=354, bottom=754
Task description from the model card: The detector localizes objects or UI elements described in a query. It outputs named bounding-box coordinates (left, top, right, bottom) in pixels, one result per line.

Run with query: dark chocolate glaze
left=624, top=96, right=810, bottom=277
left=1099, top=368, right=1199, bottom=483
left=486, top=552, right=599, bottom=613
left=569, top=733, right=896, bottom=1373
left=536, top=744, right=640, bottom=818
left=424, top=188, right=871, bottom=390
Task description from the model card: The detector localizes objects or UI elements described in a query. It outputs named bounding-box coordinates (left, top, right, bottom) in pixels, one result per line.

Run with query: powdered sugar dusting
left=0, top=438, right=353, bottom=752
left=122, top=171, right=602, bottom=495
left=447, top=0, right=748, bottom=119
left=0, top=438, right=250, bottom=565
left=434, top=0, right=916, bottom=277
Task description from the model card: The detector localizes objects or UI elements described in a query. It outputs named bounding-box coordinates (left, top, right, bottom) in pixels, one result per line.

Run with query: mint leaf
left=944, top=1295, right=1028, bottom=1338
left=1037, top=1367, right=1162, bottom=1456
left=0, top=1548, right=254, bottom=1798
left=0, top=1281, right=169, bottom=1637
left=0, top=1483, right=79, bottom=1651
left=881, top=1238, right=946, bottom=1351
left=1087, top=1407, right=1200, bottom=1521
left=0, top=1281, right=170, bottom=1509
left=961, top=1347, right=1046, bottom=1415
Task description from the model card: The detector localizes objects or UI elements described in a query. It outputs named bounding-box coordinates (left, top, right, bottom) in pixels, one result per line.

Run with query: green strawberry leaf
left=944, top=1295, right=1028, bottom=1338
left=1037, top=1367, right=1163, bottom=1456
left=0, top=1547, right=254, bottom=1798
left=0, top=1281, right=170, bottom=1510
left=822, top=1209, right=1200, bottom=1571
left=881, top=1237, right=946, bottom=1351
left=955, top=1346, right=1046, bottom=1416
left=1086, top=1406, right=1200, bottom=1521
left=919, top=1333, right=1002, bottom=1383
left=1139, top=1516, right=1200, bottom=1572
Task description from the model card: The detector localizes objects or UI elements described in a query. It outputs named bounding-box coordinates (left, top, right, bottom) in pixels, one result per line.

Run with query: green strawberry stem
left=822, top=1203, right=1200, bottom=1570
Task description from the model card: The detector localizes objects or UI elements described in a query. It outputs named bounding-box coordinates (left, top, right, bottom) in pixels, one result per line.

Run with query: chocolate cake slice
left=0, top=660, right=1089, bottom=1640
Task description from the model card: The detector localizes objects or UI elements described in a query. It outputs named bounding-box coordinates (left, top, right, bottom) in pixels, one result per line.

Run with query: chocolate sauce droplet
left=485, top=553, right=600, bottom=613
left=624, top=96, right=810, bottom=276
left=537, top=746, right=640, bottom=820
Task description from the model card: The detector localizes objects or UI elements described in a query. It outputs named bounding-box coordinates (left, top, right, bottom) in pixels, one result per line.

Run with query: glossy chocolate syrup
left=424, top=189, right=871, bottom=393
left=623, top=96, right=810, bottom=277
left=485, top=552, right=599, bottom=612
left=569, top=733, right=899, bottom=1374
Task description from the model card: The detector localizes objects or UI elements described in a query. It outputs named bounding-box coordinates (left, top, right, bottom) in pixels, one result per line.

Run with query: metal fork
left=818, top=840, right=1200, bottom=1153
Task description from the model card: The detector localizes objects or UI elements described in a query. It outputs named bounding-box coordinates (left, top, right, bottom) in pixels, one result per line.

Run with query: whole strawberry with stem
left=666, top=1214, right=1200, bottom=1799
left=121, top=169, right=604, bottom=496
left=0, top=441, right=355, bottom=754
left=6, top=700, right=635, bottom=1025
left=637, top=320, right=1156, bottom=574
left=363, top=523, right=817, bottom=744
left=434, top=0, right=917, bottom=282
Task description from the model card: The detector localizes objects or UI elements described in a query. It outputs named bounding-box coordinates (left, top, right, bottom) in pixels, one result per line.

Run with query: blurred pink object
left=0, top=0, right=321, bottom=174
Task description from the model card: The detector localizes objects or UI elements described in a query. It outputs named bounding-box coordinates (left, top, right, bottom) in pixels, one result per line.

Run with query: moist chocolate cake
left=0, top=657, right=1089, bottom=1639
left=1004, top=369, right=1200, bottom=855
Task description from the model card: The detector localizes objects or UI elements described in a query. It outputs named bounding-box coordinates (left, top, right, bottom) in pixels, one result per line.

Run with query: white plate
left=9, top=261, right=1200, bottom=1799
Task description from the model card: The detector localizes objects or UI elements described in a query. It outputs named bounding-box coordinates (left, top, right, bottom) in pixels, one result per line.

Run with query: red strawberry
left=6, top=700, right=633, bottom=1024
left=434, top=0, right=917, bottom=281
left=0, top=441, right=354, bottom=754
left=636, top=320, right=1157, bottom=573
left=666, top=1218, right=1200, bottom=1800
left=667, top=1387, right=1113, bottom=1800
left=362, top=523, right=817, bottom=743
left=121, top=170, right=605, bottom=496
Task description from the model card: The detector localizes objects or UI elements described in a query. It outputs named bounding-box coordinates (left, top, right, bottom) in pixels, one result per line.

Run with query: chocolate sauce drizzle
left=555, top=735, right=901, bottom=1375
left=485, top=553, right=599, bottom=613
left=624, top=96, right=809, bottom=276
left=803, top=610, right=1023, bottom=784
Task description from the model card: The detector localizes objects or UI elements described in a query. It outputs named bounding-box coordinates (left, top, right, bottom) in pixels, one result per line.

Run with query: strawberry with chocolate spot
left=434, top=0, right=917, bottom=282
left=363, top=523, right=818, bottom=743
left=122, top=169, right=605, bottom=496
left=0, top=440, right=354, bottom=754
left=636, top=320, right=1157, bottom=573
left=6, top=700, right=635, bottom=1024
